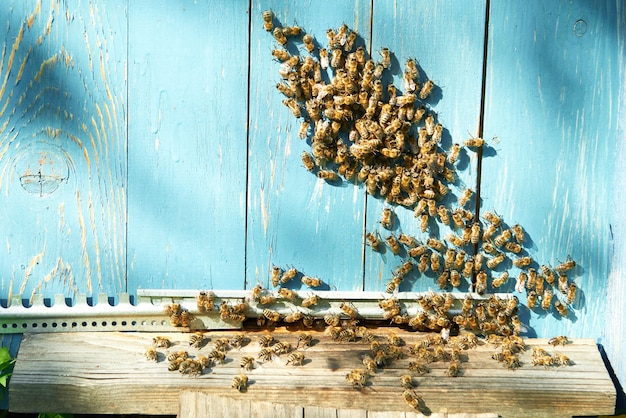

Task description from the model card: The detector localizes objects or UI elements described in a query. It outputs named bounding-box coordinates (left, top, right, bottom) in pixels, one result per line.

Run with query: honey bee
left=282, top=25, right=302, bottom=37
left=494, top=229, right=512, bottom=247
left=482, top=211, right=502, bottom=227
left=346, top=369, right=370, bottom=389
left=278, top=287, right=297, bottom=300
left=362, top=356, right=378, bottom=373
left=280, top=267, right=298, bottom=284
left=263, top=308, right=281, bottom=322
left=408, top=361, right=430, bottom=375
left=232, top=374, right=249, bottom=392
left=428, top=252, right=440, bottom=272
left=285, top=351, right=305, bottom=366
left=272, top=27, right=287, bottom=46
left=468, top=222, right=481, bottom=244
left=511, top=224, right=524, bottom=243
left=402, top=390, right=426, bottom=412
left=527, top=290, right=538, bottom=309
left=301, top=275, right=322, bottom=288
left=464, top=136, right=484, bottom=148
left=301, top=151, right=316, bottom=171
left=297, top=333, right=313, bottom=349
left=552, top=353, right=571, bottom=367
left=554, top=300, right=569, bottom=317
left=512, top=256, right=533, bottom=268
left=273, top=341, right=293, bottom=355
left=301, top=33, right=315, bottom=53
left=504, top=241, right=522, bottom=254
left=419, top=213, right=429, bottom=233
left=475, top=270, right=487, bottom=295
left=330, top=48, right=343, bottom=68
left=197, top=290, right=215, bottom=312
left=214, top=337, right=231, bottom=352
left=555, top=257, right=576, bottom=273
left=271, top=48, right=291, bottom=61
left=491, top=271, right=509, bottom=288
left=417, top=254, right=430, bottom=273
left=447, top=143, right=461, bottom=164
left=167, top=350, right=188, bottom=362
left=225, top=313, right=247, bottom=323
left=408, top=245, right=428, bottom=258
left=419, top=80, right=434, bottom=100
left=486, top=253, right=506, bottom=269
left=379, top=47, right=391, bottom=69
left=258, top=294, right=277, bottom=305
left=400, top=374, right=415, bottom=389
left=437, top=270, right=450, bottom=289
left=189, top=332, right=205, bottom=348
left=262, top=10, right=273, bottom=32
left=436, top=205, right=450, bottom=225
left=531, top=355, right=555, bottom=368
left=283, top=310, right=304, bottom=323
left=179, top=309, right=191, bottom=327
left=271, top=265, right=283, bottom=287
left=317, top=169, right=339, bottom=181
left=447, top=361, right=460, bottom=377
left=258, top=348, right=273, bottom=362
left=319, top=48, right=329, bottom=69
left=152, top=336, right=172, bottom=348
left=145, top=347, right=158, bottom=362
left=324, top=313, right=341, bottom=327
left=239, top=356, right=255, bottom=372
left=339, top=302, right=359, bottom=319
left=366, top=232, right=383, bottom=252
left=515, top=272, right=527, bottom=293
left=548, top=335, right=569, bottom=346
left=301, top=294, right=320, bottom=308
left=163, top=303, right=182, bottom=316
left=386, top=234, right=402, bottom=255
left=458, top=188, right=473, bottom=207
left=259, top=334, right=277, bottom=347
left=541, top=289, right=553, bottom=311
left=380, top=207, right=393, bottom=229
left=566, top=283, right=577, bottom=305
left=208, top=349, right=226, bottom=364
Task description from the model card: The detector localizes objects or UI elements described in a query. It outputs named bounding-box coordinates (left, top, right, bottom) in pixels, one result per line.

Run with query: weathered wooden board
left=126, top=0, right=250, bottom=292
left=0, top=1, right=127, bottom=303
left=9, top=330, right=615, bottom=416
left=246, top=0, right=372, bottom=291
left=363, top=0, right=487, bottom=293
left=481, top=0, right=620, bottom=340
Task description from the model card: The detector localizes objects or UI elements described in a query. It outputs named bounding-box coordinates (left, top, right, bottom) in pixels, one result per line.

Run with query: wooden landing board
left=9, top=329, right=615, bottom=417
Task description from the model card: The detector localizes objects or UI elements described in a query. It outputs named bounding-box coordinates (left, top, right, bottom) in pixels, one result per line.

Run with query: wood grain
left=9, top=330, right=615, bottom=416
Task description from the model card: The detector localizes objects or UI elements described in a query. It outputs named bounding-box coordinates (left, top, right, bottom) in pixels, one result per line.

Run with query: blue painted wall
left=1, top=0, right=624, bottom=409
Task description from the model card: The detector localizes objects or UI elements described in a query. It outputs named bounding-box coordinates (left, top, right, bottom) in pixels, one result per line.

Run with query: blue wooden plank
left=127, top=1, right=249, bottom=293
left=363, top=0, right=487, bottom=293
left=482, top=0, right=619, bottom=345
left=0, top=1, right=127, bottom=304
left=246, top=1, right=372, bottom=291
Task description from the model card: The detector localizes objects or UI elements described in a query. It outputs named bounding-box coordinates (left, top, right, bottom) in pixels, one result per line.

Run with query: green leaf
left=0, top=347, right=11, bottom=364
left=0, top=373, right=9, bottom=388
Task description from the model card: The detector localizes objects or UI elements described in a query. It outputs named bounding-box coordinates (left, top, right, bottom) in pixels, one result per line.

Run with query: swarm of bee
left=264, top=16, right=580, bottom=324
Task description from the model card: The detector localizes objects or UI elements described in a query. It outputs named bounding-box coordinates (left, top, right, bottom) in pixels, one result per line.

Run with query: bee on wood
left=163, top=303, right=181, bottom=316
left=232, top=373, right=249, bottom=392
left=505, top=241, right=522, bottom=254
left=447, top=143, right=461, bottom=165
left=179, top=309, right=192, bottom=327
left=271, top=48, right=291, bottom=61
left=525, top=290, right=538, bottom=309
left=318, top=169, right=339, bottom=181
left=263, top=309, right=281, bottom=322
left=273, top=341, right=292, bottom=355
left=386, top=234, right=402, bottom=255
left=278, top=287, right=297, bottom=300
left=532, top=355, right=555, bottom=368
left=258, top=333, right=276, bottom=347
left=258, top=294, right=277, bottom=305
left=152, top=336, right=172, bottom=348
left=419, top=80, right=434, bottom=100
left=541, top=289, right=553, bottom=311
left=214, top=337, right=231, bottom=352
left=483, top=211, right=502, bottom=228
left=555, top=257, right=576, bottom=273
left=301, top=294, right=320, bottom=308
left=557, top=273, right=569, bottom=294
left=379, top=47, right=391, bottom=69
left=280, top=267, right=298, bottom=284
left=272, top=27, right=287, bottom=46
left=475, top=270, right=488, bottom=295
left=548, top=335, right=569, bottom=346
left=167, top=350, right=188, bottom=362
left=261, top=10, right=274, bottom=32
left=145, top=347, right=158, bottom=362
left=257, top=347, right=274, bottom=363
left=283, top=310, right=304, bottom=323
left=324, top=313, right=341, bottom=327
left=494, top=229, right=512, bottom=247
left=301, top=151, right=315, bottom=171
left=197, top=290, right=215, bottom=312
left=380, top=207, right=393, bottom=229
left=446, top=361, right=460, bottom=377
left=408, top=361, right=430, bottom=375
left=512, top=256, right=533, bottom=268
left=511, top=224, right=524, bottom=243
left=239, top=356, right=255, bottom=372
left=208, top=349, right=226, bottom=364
left=301, top=275, right=322, bottom=288
left=362, top=356, right=378, bottom=373
left=464, top=136, right=484, bottom=148
left=271, top=265, right=283, bottom=287
left=486, top=253, right=506, bottom=269
left=400, top=374, right=415, bottom=389
left=340, top=302, right=359, bottom=319
left=458, top=188, right=473, bottom=207
left=346, top=368, right=370, bottom=389
left=286, top=351, right=305, bottom=366
left=515, top=272, right=527, bottom=293
left=566, top=283, right=577, bottom=305
left=301, top=33, right=315, bottom=53
left=554, top=300, right=569, bottom=317
left=366, top=232, right=383, bottom=252
left=491, top=271, right=509, bottom=288
left=402, top=390, right=426, bottom=413
left=297, top=333, right=313, bottom=349
left=188, top=332, right=205, bottom=348
left=552, top=353, right=571, bottom=367
left=430, top=252, right=441, bottom=272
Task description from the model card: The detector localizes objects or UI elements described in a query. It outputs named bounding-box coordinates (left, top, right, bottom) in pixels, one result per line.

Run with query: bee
left=280, top=267, right=298, bottom=284
left=408, top=361, right=430, bottom=375
left=419, top=213, right=429, bottom=233
left=179, top=309, right=191, bottom=327
left=458, top=188, right=473, bottom=207
left=208, top=349, right=226, bottom=364
left=214, top=337, right=231, bottom=352
left=324, top=313, right=341, bottom=327
left=282, top=97, right=301, bottom=118
left=566, top=283, right=577, bottom=305
left=447, top=143, right=461, bottom=165
left=475, top=270, right=487, bottom=295
left=297, top=333, right=313, bottom=349
left=400, top=374, right=414, bottom=389
left=510, top=223, right=524, bottom=243
left=366, top=232, right=383, bottom=252
left=505, top=241, right=522, bottom=254
left=301, top=294, right=320, bottom=308
left=532, top=355, right=555, bottom=368
left=300, top=33, right=315, bottom=53
left=552, top=353, right=571, bottom=367
left=145, top=347, right=158, bottom=362
left=284, top=351, right=305, bottom=366
left=548, top=335, right=569, bottom=346
left=419, top=80, right=434, bottom=100
left=259, top=334, right=276, bottom=347
left=258, top=294, right=277, bottom=305
left=388, top=332, right=404, bottom=347
left=494, top=229, right=512, bottom=247
left=446, top=361, right=460, bottom=377
left=271, top=48, right=291, bottom=61
left=515, top=272, right=527, bottom=293
left=380, top=208, right=393, bottom=229
left=386, top=234, right=402, bottom=255
left=417, top=254, right=430, bottom=273
left=556, top=273, right=569, bottom=294
left=454, top=251, right=466, bottom=270
left=319, top=47, right=329, bottom=69
left=555, top=257, right=576, bottom=273
left=317, top=169, right=339, bottom=181
left=163, top=303, right=181, bottom=316
left=271, top=265, right=283, bottom=287
left=152, top=336, right=172, bottom=348
left=408, top=245, right=428, bottom=258
left=362, top=356, right=378, bottom=373
left=273, top=341, right=293, bottom=355
left=189, top=332, right=205, bottom=348
left=262, top=10, right=273, bottom=32
left=278, top=287, right=297, bottom=300
left=272, top=27, right=287, bottom=46
left=403, top=390, right=425, bottom=412
left=346, top=368, right=370, bottom=389
left=301, top=275, right=322, bottom=288
left=231, top=334, right=246, bottom=349
left=239, top=356, right=255, bottom=371
left=301, top=151, right=316, bottom=172
left=486, top=253, right=506, bottom=269
left=526, top=290, right=538, bottom=309
left=282, top=25, right=302, bottom=37
left=258, top=348, right=274, bottom=362
left=379, top=47, right=391, bottom=69
left=263, top=309, right=281, bottom=322
left=340, top=302, right=359, bottom=319
left=167, top=350, right=188, bottom=362
left=541, top=289, right=553, bottom=311
left=430, top=252, right=441, bottom=272
left=437, top=205, right=450, bottom=225
left=232, top=373, right=249, bottom=392
left=491, top=271, right=510, bottom=288
left=283, top=310, right=304, bottom=323
left=437, top=270, right=450, bottom=289
left=482, top=211, right=501, bottom=227
left=249, top=285, right=263, bottom=302
left=513, top=256, right=533, bottom=268
left=197, top=290, right=215, bottom=312
left=397, top=233, right=417, bottom=249
left=464, top=136, right=484, bottom=148
left=554, top=300, right=569, bottom=317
